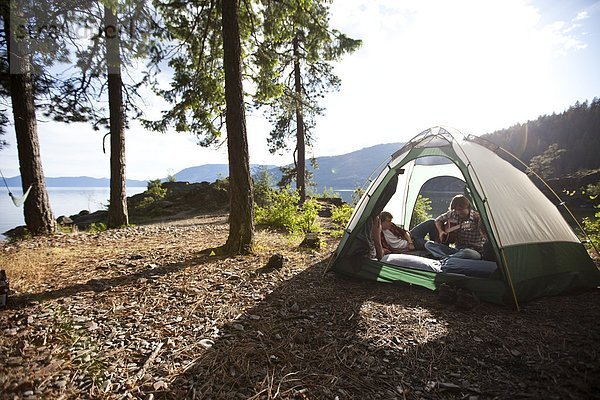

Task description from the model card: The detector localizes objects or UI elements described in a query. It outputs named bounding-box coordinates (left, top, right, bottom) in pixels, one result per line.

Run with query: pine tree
left=254, top=0, right=361, bottom=203
left=148, top=0, right=255, bottom=254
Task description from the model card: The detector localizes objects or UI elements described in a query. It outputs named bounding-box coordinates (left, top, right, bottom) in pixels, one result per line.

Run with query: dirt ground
left=1, top=213, right=599, bottom=399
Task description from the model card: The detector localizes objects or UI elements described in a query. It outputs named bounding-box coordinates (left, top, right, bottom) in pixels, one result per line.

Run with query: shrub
left=147, top=179, right=167, bottom=200
left=582, top=206, right=600, bottom=252
left=330, top=203, right=354, bottom=237
left=351, top=186, right=364, bottom=206
left=411, top=195, right=432, bottom=228
left=89, top=223, right=107, bottom=233
left=254, top=188, right=321, bottom=235
left=331, top=203, right=353, bottom=227
left=299, top=198, right=321, bottom=233
left=253, top=167, right=276, bottom=207
left=255, top=188, right=300, bottom=233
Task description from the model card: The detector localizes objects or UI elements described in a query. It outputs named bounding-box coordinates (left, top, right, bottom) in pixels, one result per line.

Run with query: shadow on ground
left=155, top=258, right=600, bottom=399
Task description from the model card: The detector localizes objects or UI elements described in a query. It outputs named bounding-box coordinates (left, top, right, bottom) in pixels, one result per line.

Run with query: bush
left=582, top=206, right=600, bottom=252
left=351, top=186, right=364, bottom=206
left=253, top=167, right=276, bottom=207
left=299, top=198, right=321, bottom=233
left=331, top=203, right=354, bottom=237
left=89, top=223, right=107, bottom=233
left=147, top=179, right=167, bottom=200
left=254, top=188, right=321, bottom=235
left=411, top=195, right=432, bottom=228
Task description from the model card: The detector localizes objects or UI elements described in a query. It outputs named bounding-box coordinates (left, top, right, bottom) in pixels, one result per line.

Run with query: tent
left=327, top=127, right=599, bottom=309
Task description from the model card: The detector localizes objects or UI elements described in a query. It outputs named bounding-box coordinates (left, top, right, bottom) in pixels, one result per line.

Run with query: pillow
left=381, top=254, right=441, bottom=272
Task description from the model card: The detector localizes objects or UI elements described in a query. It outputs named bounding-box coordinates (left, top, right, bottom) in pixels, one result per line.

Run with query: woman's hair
left=379, top=211, right=393, bottom=222
left=449, top=194, right=471, bottom=211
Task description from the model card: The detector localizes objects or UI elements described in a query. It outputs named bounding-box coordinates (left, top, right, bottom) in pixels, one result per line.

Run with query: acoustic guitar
left=441, top=221, right=460, bottom=244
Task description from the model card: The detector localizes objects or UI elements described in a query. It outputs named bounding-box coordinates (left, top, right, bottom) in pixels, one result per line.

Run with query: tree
left=0, top=111, right=8, bottom=149
left=0, top=1, right=56, bottom=234
left=51, top=0, right=159, bottom=228
left=104, top=3, right=128, bottom=227
left=528, top=143, right=567, bottom=179
left=149, top=0, right=255, bottom=254
left=254, top=0, right=361, bottom=203
left=222, top=0, right=253, bottom=254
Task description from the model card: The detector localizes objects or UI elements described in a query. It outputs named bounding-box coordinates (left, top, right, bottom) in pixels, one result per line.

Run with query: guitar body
left=442, top=221, right=459, bottom=244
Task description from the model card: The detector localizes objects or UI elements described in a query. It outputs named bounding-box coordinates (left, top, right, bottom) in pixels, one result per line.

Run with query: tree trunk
left=105, top=4, right=128, bottom=228
left=293, top=34, right=306, bottom=204
left=4, top=10, right=55, bottom=235
left=222, top=0, right=254, bottom=255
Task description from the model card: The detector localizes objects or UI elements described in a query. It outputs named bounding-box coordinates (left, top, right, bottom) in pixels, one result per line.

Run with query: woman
left=379, top=211, right=438, bottom=254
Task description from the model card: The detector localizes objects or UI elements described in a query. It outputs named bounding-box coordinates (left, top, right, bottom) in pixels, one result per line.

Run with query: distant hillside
left=4, top=176, right=148, bottom=187
left=171, top=144, right=403, bottom=190
left=172, top=164, right=277, bottom=184
left=304, top=142, right=403, bottom=189
left=483, top=98, right=600, bottom=178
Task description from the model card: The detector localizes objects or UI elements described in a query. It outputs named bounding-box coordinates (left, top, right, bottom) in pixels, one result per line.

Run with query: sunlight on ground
left=358, top=301, right=449, bottom=345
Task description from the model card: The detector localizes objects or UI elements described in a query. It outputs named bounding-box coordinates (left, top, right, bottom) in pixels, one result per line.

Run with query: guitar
left=441, top=221, right=460, bottom=244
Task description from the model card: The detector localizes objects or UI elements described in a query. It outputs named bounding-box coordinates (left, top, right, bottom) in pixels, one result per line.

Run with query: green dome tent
left=327, top=127, right=599, bottom=309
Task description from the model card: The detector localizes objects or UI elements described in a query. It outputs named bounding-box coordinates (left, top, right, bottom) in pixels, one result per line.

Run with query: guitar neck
left=445, top=224, right=461, bottom=233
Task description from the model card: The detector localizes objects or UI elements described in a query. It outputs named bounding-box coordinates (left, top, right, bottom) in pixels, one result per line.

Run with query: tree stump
left=300, top=232, right=321, bottom=249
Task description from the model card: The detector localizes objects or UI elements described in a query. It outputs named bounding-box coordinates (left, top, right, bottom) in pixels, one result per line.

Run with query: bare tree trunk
left=222, top=0, right=254, bottom=255
left=293, top=34, right=306, bottom=205
left=105, top=4, right=128, bottom=228
left=3, top=9, right=55, bottom=235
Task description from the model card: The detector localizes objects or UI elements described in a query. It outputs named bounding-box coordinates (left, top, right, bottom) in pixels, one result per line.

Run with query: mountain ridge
left=4, top=143, right=403, bottom=190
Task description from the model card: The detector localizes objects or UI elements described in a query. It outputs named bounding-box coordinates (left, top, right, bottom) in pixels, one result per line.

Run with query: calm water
left=0, top=187, right=146, bottom=240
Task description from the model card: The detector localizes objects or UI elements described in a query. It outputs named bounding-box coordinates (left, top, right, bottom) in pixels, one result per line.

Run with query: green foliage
left=351, top=186, right=365, bottom=206
left=299, top=198, right=321, bottom=234
left=88, top=223, right=107, bottom=233
left=135, top=179, right=167, bottom=212
left=316, top=187, right=340, bottom=198
left=528, top=143, right=567, bottom=179
left=253, top=166, right=276, bottom=207
left=254, top=187, right=321, bottom=234
left=330, top=203, right=354, bottom=237
left=411, top=195, right=432, bottom=228
left=582, top=206, right=600, bottom=252
left=147, top=179, right=167, bottom=200
left=166, top=169, right=177, bottom=183
left=484, top=99, right=600, bottom=177
left=587, top=183, right=600, bottom=199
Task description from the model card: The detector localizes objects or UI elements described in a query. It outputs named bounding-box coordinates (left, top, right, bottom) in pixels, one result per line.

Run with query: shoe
left=438, top=283, right=457, bottom=304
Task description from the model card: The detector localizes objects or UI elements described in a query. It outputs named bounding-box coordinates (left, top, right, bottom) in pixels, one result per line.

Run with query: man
left=426, top=194, right=486, bottom=260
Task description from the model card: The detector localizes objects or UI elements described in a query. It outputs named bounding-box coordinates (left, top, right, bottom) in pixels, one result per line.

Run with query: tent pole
left=453, top=135, right=521, bottom=310
left=499, top=249, right=521, bottom=311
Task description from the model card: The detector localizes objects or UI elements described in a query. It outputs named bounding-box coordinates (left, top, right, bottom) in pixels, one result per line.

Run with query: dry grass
left=1, top=213, right=599, bottom=399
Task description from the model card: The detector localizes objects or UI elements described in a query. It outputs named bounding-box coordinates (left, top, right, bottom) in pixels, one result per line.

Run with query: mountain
left=4, top=176, right=148, bottom=187
left=170, top=145, right=403, bottom=190
left=304, top=142, right=403, bottom=189
left=171, top=164, right=278, bottom=183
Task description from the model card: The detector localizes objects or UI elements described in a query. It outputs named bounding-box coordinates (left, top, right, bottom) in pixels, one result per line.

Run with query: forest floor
left=0, top=211, right=599, bottom=400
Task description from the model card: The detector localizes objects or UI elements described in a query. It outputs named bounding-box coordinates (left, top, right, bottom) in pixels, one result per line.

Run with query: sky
left=1, top=0, right=599, bottom=181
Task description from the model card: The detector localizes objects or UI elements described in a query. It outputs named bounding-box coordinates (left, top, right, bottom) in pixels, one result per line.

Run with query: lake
left=0, top=187, right=146, bottom=240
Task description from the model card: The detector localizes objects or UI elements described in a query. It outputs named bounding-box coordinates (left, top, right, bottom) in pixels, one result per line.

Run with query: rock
left=266, top=254, right=284, bottom=269
left=57, top=215, right=74, bottom=225
left=299, top=233, right=321, bottom=249
left=3, top=225, right=28, bottom=239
